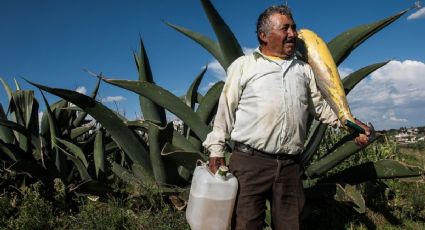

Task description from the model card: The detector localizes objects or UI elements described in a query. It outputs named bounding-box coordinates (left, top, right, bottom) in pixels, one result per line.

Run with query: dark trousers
left=229, top=149, right=305, bottom=230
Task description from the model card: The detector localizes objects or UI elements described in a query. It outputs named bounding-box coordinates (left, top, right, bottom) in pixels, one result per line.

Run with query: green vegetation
left=0, top=179, right=189, bottom=229
left=302, top=129, right=425, bottom=229
left=1, top=0, right=424, bottom=229
left=1, top=130, right=423, bottom=229
left=402, top=140, right=425, bottom=151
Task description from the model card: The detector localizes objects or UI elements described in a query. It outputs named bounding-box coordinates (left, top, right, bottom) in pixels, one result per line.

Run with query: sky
left=1, top=0, right=424, bottom=130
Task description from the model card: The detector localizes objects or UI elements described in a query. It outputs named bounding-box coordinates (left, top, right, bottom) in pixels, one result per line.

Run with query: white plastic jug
left=186, top=164, right=238, bottom=230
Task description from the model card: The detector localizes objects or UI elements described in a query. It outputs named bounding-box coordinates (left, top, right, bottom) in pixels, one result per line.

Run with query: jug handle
left=196, top=159, right=206, bottom=166
left=196, top=160, right=216, bottom=177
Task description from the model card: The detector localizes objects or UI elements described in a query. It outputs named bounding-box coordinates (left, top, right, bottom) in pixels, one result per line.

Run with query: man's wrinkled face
left=260, top=14, right=297, bottom=59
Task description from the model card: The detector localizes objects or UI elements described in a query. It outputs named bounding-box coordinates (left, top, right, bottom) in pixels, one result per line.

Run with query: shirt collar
left=253, top=47, right=295, bottom=65
left=253, top=47, right=295, bottom=62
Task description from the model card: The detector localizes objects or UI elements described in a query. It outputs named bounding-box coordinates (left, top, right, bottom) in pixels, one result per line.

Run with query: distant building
left=395, top=127, right=420, bottom=144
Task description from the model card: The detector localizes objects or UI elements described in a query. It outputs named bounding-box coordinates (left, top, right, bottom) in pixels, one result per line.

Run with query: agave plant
left=163, top=0, right=424, bottom=214
left=0, top=78, right=113, bottom=196
left=26, top=39, right=222, bottom=199
left=23, top=0, right=423, bottom=216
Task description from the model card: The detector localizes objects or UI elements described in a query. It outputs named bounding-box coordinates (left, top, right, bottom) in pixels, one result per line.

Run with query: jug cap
left=215, top=165, right=229, bottom=180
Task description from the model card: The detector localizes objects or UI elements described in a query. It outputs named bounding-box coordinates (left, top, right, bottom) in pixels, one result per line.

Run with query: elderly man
left=203, top=5, right=370, bottom=230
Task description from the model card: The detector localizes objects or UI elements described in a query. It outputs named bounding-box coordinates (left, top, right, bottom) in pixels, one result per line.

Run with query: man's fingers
left=364, top=129, right=370, bottom=136
left=355, top=134, right=369, bottom=146
left=208, top=157, right=225, bottom=174
left=209, top=159, right=218, bottom=174
left=208, top=158, right=216, bottom=173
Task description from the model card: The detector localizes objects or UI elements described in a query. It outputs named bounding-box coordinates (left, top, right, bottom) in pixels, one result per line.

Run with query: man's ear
left=259, top=32, right=268, bottom=44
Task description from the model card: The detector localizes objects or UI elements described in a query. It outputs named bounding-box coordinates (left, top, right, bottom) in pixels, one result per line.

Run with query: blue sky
left=1, top=0, right=424, bottom=130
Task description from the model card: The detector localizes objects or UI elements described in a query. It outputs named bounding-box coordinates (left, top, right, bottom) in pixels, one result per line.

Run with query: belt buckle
left=281, top=145, right=290, bottom=154
left=237, top=143, right=252, bottom=154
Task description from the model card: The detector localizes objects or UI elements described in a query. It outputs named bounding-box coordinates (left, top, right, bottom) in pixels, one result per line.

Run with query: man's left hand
left=353, top=119, right=373, bottom=146
left=355, top=133, right=369, bottom=146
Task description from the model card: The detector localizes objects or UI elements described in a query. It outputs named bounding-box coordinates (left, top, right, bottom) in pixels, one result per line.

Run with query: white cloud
left=347, top=60, right=425, bottom=129
left=242, top=47, right=255, bottom=55
left=101, top=96, right=127, bottom=103
left=389, top=116, right=408, bottom=123
left=206, top=46, right=256, bottom=81
left=382, top=111, right=408, bottom=122
left=338, top=67, right=354, bottom=78
left=208, top=60, right=226, bottom=81
left=200, top=81, right=217, bottom=92
left=75, top=86, right=87, bottom=95
left=407, top=7, right=425, bottom=20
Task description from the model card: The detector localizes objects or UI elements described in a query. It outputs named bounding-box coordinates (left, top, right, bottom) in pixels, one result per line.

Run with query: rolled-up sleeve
left=202, top=59, right=243, bottom=157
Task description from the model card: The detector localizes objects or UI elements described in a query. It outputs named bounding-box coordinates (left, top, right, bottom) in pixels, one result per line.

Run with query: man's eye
left=281, top=25, right=296, bottom=31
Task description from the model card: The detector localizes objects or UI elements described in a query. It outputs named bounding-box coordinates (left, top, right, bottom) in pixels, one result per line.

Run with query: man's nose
left=287, top=28, right=296, bottom=38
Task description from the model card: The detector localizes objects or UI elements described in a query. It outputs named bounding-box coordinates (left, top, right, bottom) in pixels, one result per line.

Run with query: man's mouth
left=285, top=42, right=296, bottom=48
left=285, top=39, right=296, bottom=44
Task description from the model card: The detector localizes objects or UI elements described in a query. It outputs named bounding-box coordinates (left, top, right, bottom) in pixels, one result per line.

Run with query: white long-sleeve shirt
left=203, top=49, right=339, bottom=158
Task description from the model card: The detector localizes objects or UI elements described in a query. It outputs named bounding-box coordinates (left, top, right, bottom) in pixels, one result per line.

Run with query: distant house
left=395, top=128, right=420, bottom=144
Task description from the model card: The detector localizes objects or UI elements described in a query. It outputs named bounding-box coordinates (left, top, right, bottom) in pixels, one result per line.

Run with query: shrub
left=7, top=185, right=55, bottom=230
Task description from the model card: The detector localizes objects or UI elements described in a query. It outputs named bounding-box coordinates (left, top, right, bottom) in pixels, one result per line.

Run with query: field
left=302, top=140, right=425, bottom=230
left=2, top=1, right=422, bottom=229
left=1, top=139, right=424, bottom=229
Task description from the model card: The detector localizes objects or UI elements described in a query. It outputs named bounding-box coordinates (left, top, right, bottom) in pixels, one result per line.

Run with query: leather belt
left=234, top=142, right=299, bottom=161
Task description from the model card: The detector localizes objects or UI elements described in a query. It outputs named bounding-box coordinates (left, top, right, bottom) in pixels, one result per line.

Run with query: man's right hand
left=208, top=157, right=225, bottom=174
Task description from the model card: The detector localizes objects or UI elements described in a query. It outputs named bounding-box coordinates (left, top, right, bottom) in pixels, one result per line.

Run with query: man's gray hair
left=256, top=5, right=293, bottom=44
